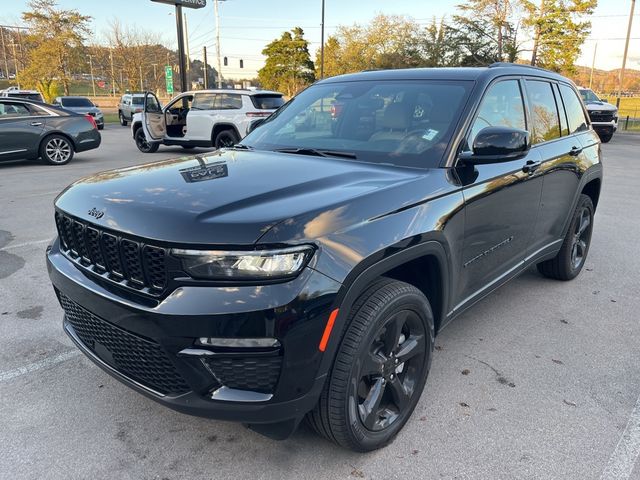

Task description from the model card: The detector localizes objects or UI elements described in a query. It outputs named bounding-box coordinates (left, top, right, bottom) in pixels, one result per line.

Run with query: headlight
left=172, top=245, right=314, bottom=280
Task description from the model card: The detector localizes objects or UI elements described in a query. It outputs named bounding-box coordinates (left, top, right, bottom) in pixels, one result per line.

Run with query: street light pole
left=89, top=54, right=96, bottom=97
left=109, top=49, right=116, bottom=96
left=184, top=13, right=190, bottom=74
left=203, top=46, right=209, bottom=89
left=320, top=0, right=325, bottom=79
left=589, top=42, right=597, bottom=90
left=616, top=0, right=635, bottom=108
left=174, top=3, right=188, bottom=93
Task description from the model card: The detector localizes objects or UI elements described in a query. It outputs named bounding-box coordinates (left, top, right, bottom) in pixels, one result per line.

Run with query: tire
left=134, top=128, right=159, bottom=153
left=307, top=278, right=434, bottom=452
left=119, top=111, right=128, bottom=126
left=98, top=124, right=104, bottom=131
left=537, top=194, right=594, bottom=281
left=599, top=132, right=613, bottom=143
left=40, top=134, right=74, bottom=165
left=213, top=129, right=239, bottom=149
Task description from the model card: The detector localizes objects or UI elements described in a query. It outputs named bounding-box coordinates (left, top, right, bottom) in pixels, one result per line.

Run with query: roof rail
left=488, top=62, right=554, bottom=74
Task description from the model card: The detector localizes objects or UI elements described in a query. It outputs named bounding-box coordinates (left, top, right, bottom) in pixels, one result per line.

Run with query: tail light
left=246, top=111, right=272, bottom=118
left=135, top=108, right=143, bottom=113
left=85, top=114, right=97, bottom=130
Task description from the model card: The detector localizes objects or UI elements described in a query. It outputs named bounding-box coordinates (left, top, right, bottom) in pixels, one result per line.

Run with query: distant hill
left=570, top=65, right=640, bottom=95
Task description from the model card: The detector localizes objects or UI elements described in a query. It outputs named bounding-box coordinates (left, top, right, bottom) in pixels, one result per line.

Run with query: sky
left=1, top=0, right=638, bottom=79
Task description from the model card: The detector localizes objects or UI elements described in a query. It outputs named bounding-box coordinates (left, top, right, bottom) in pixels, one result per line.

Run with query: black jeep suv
left=47, top=64, right=602, bottom=452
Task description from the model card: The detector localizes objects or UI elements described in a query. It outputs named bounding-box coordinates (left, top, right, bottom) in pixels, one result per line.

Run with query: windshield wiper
left=274, top=147, right=357, bottom=159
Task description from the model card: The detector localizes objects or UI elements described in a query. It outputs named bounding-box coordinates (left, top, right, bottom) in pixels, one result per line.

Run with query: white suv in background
left=131, top=89, right=284, bottom=153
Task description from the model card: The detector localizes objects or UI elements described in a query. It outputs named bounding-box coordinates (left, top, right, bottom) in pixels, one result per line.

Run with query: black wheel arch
left=316, top=239, right=451, bottom=380
left=132, top=121, right=142, bottom=138
left=211, top=123, right=241, bottom=143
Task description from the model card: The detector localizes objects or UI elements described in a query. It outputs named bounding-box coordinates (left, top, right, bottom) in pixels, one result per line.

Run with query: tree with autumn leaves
left=18, top=0, right=91, bottom=101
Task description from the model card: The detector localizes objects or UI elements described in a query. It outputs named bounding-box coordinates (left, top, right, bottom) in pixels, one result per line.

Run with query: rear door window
left=215, top=94, right=242, bottom=110
left=468, top=79, right=526, bottom=147
left=192, top=93, right=217, bottom=110
left=526, top=80, right=561, bottom=144
left=559, top=84, right=589, bottom=134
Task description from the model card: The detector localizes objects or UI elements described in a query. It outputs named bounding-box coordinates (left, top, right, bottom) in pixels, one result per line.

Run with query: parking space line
left=600, top=393, right=640, bottom=479
left=0, top=350, right=80, bottom=383
left=0, top=239, right=51, bottom=251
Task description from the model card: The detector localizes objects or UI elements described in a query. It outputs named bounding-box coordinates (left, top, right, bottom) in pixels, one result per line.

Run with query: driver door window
left=468, top=80, right=526, bottom=148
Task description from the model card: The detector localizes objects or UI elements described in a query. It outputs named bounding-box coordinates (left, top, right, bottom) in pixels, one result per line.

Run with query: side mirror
left=599, top=98, right=608, bottom=103
left=461, top=126, right=530, bottom=165
left=247, top=118, right=266, bottom=134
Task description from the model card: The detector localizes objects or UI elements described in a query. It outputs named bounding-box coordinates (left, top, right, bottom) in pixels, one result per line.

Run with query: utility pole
left=616, top=0, right=636, bottom=108
left=589, top=42, right=597, bottom=90
left=184, top=13, right=190, bottom=74
left=152, top=63, right=158, bottom=95
left=320, top=0, right=325, bottom=79
left=139, top=64, right=144, bottom=91
left=89, top=55, right=96, bottom=97
left=10, top=42, right=18, bottom=79
left=215, top=0, right=223, bottom=88
left=203, top=46, right=209, bottom=89
left=109, top=49, right=116, bottom=97
left=0, top=27, right=9, bottom=80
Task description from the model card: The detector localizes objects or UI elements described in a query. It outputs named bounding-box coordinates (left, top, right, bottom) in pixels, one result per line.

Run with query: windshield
left=132, top=96, right=144, bottom=105
left=61, top=97, right=93, bottom=107
left=242, top=80, right=472, bottom=168
left=579, top=89, right=600, bottom=103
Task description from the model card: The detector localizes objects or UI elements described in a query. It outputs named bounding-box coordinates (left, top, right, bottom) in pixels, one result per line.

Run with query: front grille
left=589, top=111, right=615, bottom=123
left=59, top=292, right=190, bottom=395
left=203, top=356, right=282, bottom=394
left=55, top=211, right=168, bottom=295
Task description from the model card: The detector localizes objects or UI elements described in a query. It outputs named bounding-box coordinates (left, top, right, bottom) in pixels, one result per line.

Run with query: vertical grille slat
left=55, top=212, right=168, bottom=295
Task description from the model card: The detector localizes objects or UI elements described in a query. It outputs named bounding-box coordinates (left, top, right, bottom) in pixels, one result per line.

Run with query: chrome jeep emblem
left=88, top=207, right=104, bottom=219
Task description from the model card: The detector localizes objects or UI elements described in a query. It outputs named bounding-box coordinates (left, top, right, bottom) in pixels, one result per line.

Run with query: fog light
left=195, top=337, right=281, bottom=348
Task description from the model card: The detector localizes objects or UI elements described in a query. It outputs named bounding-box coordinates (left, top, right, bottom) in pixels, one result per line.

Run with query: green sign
left=165, top=65, right=174, bottom=94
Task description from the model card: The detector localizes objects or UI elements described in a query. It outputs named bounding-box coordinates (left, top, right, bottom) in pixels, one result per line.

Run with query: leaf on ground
left=552, top=359, right=564, bottom=365
left=459, top=402, right=470, bottom=408
left=461, top=369, right=470, bottom=375
left=563, top=399, right=577, bottom=407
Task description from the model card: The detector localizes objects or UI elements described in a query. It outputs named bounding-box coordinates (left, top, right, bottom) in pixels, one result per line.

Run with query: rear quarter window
left=216, top=94, right=242, bottom=110
left=559, top=84, right=589, bottom=134
left=250, top=95, right=285, bottom=109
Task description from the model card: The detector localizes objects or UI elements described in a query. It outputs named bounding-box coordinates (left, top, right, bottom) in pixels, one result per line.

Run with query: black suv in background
left=47, top=64, right=602, bottom=451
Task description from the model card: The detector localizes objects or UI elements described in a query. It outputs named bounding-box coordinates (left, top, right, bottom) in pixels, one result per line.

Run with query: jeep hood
left=54, top=150, right=427, bottom=245
left=584, top=101, right=617, bottom=112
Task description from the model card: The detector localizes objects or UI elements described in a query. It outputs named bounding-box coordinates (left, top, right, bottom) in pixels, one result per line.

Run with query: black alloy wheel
left=135, top=128, right=159, bottom=153
left=356, top=308, right=427, bottom=431
left=307, top=278, right=434, bottom=451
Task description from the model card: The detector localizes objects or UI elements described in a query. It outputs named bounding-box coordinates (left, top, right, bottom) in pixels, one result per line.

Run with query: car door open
left=142, top=92, right=165, bottom=141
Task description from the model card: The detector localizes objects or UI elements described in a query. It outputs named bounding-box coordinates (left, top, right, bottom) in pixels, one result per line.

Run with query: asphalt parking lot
left=1, top=126, right=639, bottom=480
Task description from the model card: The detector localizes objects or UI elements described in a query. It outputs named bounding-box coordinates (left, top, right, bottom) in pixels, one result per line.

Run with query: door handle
left=522, top=159, right=541, bottom=174
left=569, top=146, right=583, bottom=156
left=30, top=121, right=43, bottom=126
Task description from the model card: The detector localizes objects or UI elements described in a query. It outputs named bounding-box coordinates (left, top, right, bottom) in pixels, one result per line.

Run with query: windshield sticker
left=422, top=129, right=439, bottom=141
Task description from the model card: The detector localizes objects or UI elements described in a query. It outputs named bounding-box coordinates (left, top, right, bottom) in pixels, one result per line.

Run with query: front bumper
left=47, top=238, right=340, bottom=426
